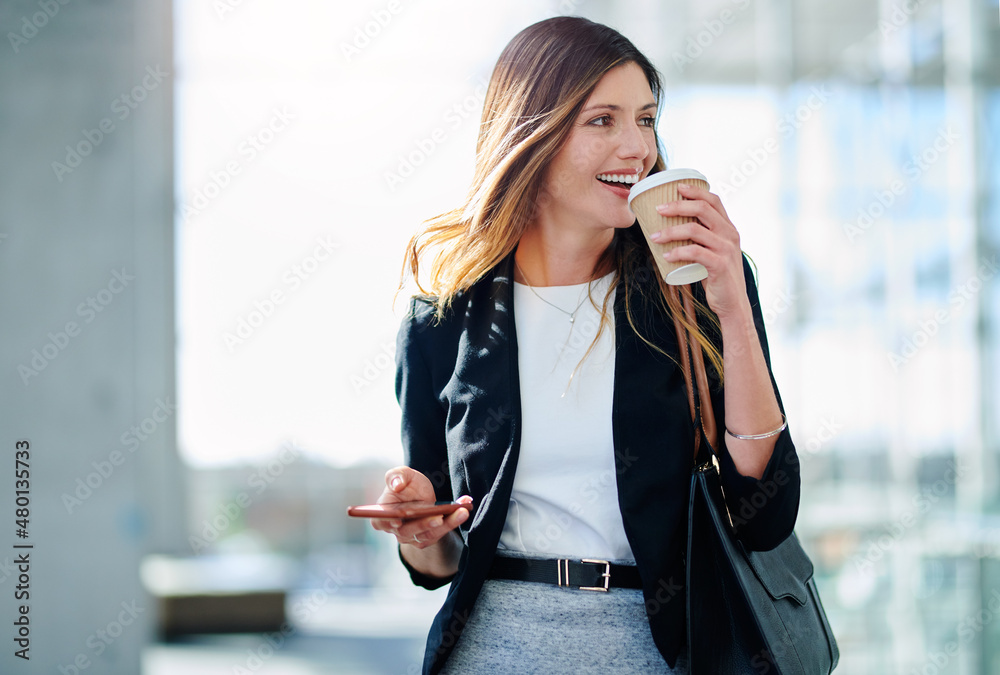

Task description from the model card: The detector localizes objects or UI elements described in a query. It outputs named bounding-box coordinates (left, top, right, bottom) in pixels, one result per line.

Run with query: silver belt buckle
left=557, top=559, right=610, bottom=592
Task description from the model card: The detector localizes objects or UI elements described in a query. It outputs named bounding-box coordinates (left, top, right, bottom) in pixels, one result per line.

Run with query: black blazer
left=395, top=236, right=800, bottom=674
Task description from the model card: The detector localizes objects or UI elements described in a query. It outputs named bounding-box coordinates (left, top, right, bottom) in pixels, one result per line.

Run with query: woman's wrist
left=716, top=303, right=757, bottom=358
left=715, top=299, right=754, bottom=332
left=400, top=530, right=463, bottom=579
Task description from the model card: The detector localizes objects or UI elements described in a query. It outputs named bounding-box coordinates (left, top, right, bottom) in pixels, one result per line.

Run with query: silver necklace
left=515, top=261, right=591, bottom=323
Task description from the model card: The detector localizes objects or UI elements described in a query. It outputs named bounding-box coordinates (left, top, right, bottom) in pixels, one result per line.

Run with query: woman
left=372, top=16, right=799, bottom=674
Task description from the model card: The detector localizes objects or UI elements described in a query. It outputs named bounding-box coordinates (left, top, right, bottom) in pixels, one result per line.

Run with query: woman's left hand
left=647, top=183, right=750, bottom=320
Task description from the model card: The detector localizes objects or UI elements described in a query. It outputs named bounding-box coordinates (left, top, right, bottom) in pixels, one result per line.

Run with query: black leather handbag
left=672, top=286, right=839, bottom=675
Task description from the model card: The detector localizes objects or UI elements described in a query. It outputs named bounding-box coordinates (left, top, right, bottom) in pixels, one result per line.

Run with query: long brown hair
left=400, top=16, right=724, bottom=381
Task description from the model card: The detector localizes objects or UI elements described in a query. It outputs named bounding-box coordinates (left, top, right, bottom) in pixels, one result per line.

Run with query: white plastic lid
left=628, top=168, right=709, bottom=206
left=665, top=262, right=709, bottom=285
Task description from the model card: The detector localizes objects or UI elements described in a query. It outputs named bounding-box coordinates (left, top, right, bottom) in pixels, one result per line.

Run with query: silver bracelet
left=725, top=414, right=787, bottom=441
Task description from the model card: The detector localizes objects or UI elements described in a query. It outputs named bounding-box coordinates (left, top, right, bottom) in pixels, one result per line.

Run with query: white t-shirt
left=498, top=271, right=635, bottom=562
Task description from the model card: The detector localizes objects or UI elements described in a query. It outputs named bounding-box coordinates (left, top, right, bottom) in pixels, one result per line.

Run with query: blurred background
left=0, top=0, right=997, bottom=672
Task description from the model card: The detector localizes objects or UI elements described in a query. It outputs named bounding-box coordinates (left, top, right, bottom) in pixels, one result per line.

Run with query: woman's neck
left=514, top=222, right=615, bottom=287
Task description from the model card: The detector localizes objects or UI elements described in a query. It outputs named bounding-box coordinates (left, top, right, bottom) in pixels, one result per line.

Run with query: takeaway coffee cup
left=628, top=168, right=710, bottom=285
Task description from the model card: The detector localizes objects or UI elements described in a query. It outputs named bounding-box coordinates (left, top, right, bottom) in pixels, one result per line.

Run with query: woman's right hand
left=370, top=466, right=472, bottom=550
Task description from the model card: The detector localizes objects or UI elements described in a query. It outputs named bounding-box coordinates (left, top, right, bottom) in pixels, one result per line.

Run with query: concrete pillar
left=0, top=0, right=182, bottom=672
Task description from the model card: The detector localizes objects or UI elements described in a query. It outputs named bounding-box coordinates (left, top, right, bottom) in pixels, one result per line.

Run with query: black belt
left=488, top=556, right=643, bottom=592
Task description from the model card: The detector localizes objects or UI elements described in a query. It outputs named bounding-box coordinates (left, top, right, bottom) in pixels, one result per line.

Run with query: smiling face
left=534, top=62, right=660, bottom=234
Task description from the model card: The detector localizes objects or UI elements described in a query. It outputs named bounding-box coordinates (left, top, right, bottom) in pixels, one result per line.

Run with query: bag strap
left=670, top=285, right=719, bottom=462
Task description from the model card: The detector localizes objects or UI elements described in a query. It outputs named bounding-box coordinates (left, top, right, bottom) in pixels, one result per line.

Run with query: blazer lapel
left=444, top=250, right=522, bottom=547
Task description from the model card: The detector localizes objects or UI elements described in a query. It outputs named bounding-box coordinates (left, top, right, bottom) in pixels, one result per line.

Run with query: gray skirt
left=440, top=552, right=689, bottom=674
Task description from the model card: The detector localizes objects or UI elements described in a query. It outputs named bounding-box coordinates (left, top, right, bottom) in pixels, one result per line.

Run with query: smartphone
left=346, top=500, right=472, bottom=520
